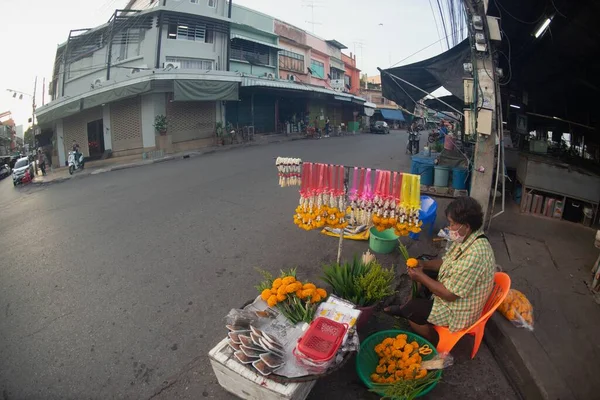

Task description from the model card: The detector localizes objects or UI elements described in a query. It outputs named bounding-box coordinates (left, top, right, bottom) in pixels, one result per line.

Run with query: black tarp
left=424, top=95, right=464, bottom=114
left=380, top=39, right=471, bottom=112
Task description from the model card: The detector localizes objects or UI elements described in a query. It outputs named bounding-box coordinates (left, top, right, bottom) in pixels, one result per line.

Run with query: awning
left=380, top=109, right=406, bottom=122
left=231, top=34, right=284, bottom=50
left=364, top=102, right=377, bottom=109
left=334, top=95, right=351, bottom=102
left=241, top=77, right=366, bottom=103
left=174, top=80, right=239, bottom=101
left=83, top=81, right=151, bottom=110
left=36, top=100, right=82, bottom=125
left=380, top=39, right=471, bottom=112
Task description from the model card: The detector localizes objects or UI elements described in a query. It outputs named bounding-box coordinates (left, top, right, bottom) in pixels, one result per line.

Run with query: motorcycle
left=406, top=128, right=421, bottom=155
left=68, top=151, right=85, bottom=175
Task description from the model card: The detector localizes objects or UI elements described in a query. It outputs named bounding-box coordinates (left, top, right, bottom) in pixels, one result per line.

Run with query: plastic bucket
left=452, top=167, right=469, bottom=190
left=369, top=227, right=399, bottom=254
left=417, top=163, right=434, bottom=186
left=355, top=304, right=377, bottom=331
left=433, top=165, right=450, bottom=187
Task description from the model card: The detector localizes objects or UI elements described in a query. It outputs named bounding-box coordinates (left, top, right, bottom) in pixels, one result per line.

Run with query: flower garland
left=349, top=168, right=373, bottom=226
left=394, top=173, right=422, bottom=236
left=276, top=157, right=302, bottom=187
left=293, top=163, right=348, bottom=231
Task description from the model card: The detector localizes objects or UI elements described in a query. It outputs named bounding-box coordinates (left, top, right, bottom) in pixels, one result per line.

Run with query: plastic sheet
left=497, top=289, right=534, bottom=331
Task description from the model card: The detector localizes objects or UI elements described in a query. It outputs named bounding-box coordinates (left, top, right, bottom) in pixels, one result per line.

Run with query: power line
left=387, top=27, right=465, bottom=68
left=428, top=0, right=445, bottom=52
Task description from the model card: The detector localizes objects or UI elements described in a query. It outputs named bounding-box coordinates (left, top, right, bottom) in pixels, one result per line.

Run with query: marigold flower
left=316, top=288, right=327, bottom=298
left=261, top=289, right=271, bottom=301
left=277, top=293, right=287, bottom=302
left=267, top=295, right=277, bottom=307
left=406, top=258, right=419, bottom=268
left=272, top=278, right=283, bottom=289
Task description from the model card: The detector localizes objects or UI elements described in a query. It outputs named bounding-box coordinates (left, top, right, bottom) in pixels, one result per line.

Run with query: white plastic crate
left=209, top=338, right=316, bottom=400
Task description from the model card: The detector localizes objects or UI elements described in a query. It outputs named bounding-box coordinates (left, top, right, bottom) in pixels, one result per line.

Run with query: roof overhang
left=326, top=39, right=347, bottom=50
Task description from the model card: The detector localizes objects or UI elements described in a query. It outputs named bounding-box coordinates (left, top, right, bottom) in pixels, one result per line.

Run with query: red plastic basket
left=296, top=317, right=347, bottom=361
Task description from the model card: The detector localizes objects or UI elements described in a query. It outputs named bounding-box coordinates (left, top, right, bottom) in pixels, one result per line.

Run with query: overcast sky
left=0, top=0, right=452, bottom=126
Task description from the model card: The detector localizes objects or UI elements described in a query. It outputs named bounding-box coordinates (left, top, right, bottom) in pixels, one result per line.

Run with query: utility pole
left=32, top=76, right=38, bottom=174
left=466, top=0, right=498, bottom=223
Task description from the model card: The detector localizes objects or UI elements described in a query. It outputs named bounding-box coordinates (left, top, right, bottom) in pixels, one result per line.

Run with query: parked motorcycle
left=406, top=128, right=420, bottom=155
left=68, top=151, right=85, bottom=175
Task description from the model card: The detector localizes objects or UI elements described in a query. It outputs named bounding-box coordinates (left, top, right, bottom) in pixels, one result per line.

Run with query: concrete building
left=342, top=53, right=360, bottom=95
left=36, top=1, right=367, bottom=164
left=37, top=0, right=241, bottom=167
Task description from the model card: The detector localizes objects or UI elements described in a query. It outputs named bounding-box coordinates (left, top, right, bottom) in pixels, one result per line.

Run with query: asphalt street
left=0, top=131, right=516, bottom=400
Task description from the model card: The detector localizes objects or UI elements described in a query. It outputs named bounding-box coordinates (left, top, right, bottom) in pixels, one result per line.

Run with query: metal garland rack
left=277, top=158, right=417, bottom=264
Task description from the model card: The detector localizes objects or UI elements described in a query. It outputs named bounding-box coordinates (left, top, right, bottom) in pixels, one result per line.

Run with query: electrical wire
left=493, top=0, right=546, bottom=25
left=388, top=27, right=466, bottom=68
left=428, top=0, right=445, bottom=52
left=550, top=0, right=567, bottom=18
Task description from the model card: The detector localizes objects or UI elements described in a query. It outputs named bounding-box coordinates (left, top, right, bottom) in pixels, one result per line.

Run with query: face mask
left=448, top=225, right=466, bottom=243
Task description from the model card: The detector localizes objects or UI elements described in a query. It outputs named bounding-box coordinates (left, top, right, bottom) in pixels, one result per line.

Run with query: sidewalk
left=484, top=203, right=600, bottom=400
left=32, top=132, right=312, bottom=185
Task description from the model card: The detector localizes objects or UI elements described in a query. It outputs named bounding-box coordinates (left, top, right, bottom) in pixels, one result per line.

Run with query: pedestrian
left=37, top=149, right=47, bottom=176
left=325, top=118, right=330, bottom=138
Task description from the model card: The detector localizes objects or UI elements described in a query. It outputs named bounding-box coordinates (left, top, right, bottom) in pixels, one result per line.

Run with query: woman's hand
left=407, top=266, right=426, bottom=283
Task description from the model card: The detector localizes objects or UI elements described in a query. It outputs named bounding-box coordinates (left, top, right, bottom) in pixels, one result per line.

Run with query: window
left=190, top=0, right=199, bottom=3
left=279, top=50, right=304, bottom=73
left=230, top=39, right=270, bottom=65
left=115, top=28, right=144, bottom=62
left=310, top=59, right=325, bottom=79
left=344, top=74, right=351, bottom=88
left=330, top=68, right=343, bottom=80
left=165, top=56, right=214, bottom=70
left=208, top=0, right=216, bottom=7
left=167, top=23, right=212, bottom=43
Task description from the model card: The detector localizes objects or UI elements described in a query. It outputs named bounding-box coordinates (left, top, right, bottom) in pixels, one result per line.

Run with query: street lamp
left=7, top=82, right=38, bottom=174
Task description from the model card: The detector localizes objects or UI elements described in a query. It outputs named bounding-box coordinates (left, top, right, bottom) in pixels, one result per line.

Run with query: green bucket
left=356, top=330, right=442, bottom=398
left=369, top=227, right=399, bottom=254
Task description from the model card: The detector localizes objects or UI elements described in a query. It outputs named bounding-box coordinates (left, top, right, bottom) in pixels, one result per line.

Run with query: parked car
left=12, top=157, right=34, bottom=186
left=370, top=121, right=390, bottom=134
left=0, top=164, right=10, bottom=180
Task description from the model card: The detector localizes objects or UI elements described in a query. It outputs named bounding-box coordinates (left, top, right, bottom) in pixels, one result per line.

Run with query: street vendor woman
left=385, top=196, right=495, bottom=343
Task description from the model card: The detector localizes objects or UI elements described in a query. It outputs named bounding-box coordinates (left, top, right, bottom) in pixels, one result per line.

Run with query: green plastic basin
left=356, top=330, right=442, bottom=398
left=369, top=227, right=399, bottom=254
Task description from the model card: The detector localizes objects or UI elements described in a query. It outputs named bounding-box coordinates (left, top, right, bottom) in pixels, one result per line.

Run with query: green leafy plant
left=153, top=115, right=168, bottom=134
left=322, top=257, right=395, bottom=307
left=371, top=371, right=441, bottom=400
left=322, top=256, right=370, bottom=305
left=354, top=262, right=395, bottom=306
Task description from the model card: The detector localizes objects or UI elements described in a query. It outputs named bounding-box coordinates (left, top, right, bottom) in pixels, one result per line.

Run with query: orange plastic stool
left=434, top=272, right=511, bottom=358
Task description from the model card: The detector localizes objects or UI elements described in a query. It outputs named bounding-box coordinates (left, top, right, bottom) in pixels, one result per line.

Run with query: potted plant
left=153, top=115, right=168, bottom=135
left=322, top=254, right=395, bottom=329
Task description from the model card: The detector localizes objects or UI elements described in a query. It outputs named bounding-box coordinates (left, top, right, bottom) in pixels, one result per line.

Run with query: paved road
left=0, top=131, right=515, bottom=400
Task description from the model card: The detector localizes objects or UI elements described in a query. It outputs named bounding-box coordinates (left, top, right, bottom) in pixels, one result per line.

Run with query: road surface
left=0, top=131, right=515, bottom=399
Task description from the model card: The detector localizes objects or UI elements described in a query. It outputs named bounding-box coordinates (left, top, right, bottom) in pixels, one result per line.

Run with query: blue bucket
left=452, top=167, right=469, bottom=190
left=411, top=156, right=434, bottom=175
left=418, top=163, right=434, bottom=186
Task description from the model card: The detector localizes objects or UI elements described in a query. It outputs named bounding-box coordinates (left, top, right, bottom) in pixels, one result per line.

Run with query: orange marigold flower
left=406, top=258, right=419, bottom=268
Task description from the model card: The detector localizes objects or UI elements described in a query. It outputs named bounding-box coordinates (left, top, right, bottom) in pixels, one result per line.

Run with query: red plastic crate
left=296, top=317, right=347, bottom=361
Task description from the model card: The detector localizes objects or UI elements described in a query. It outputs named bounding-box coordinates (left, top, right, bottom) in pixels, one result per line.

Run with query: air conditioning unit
left=91, top=78, right=104, bottom=89
left=130, top=64, right=148, bottom=74
left=163, top=62, right=181, bottom=70
left=264, top=72, right=275, bottom=79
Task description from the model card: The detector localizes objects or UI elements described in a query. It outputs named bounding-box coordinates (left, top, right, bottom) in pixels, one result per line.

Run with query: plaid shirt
left=428, top=229, right=495, bottom=332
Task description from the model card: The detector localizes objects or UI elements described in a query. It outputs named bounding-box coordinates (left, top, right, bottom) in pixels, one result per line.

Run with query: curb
left=29, top=133, right=329, bottom=186
left=484, top=314, right=573, bottom=400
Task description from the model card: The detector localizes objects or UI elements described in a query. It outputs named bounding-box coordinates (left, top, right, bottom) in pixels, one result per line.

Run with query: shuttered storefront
left=167, top=101, right=216, bottom=143
left=111, top=97, right=143, bottom=152
left=62, top=107, right=103, bottom=157
left=226, top=93, right=275, bottom=133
